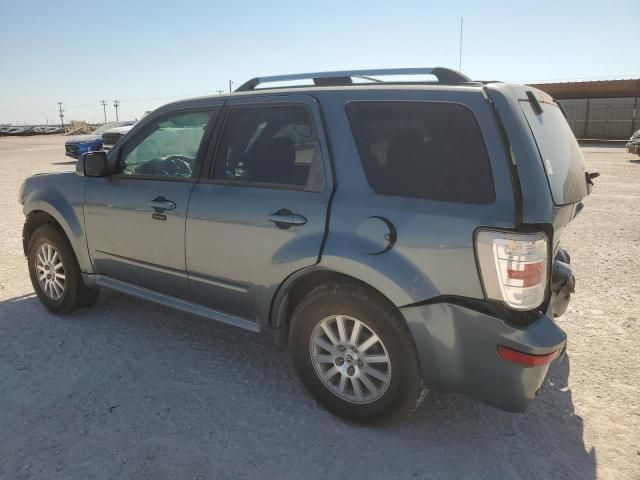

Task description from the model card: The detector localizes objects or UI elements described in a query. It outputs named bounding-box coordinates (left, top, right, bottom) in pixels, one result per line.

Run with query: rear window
left=346, top=102, right=495, bottom=204
left=520, top=100, right=588, bottom=205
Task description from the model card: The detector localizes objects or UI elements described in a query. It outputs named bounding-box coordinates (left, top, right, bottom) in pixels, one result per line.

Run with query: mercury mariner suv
left=19, top=67, right=595, bottom=422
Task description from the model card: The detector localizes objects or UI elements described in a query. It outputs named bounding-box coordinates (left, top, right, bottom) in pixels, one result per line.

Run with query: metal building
left=530, top=79, right=640, bottom=140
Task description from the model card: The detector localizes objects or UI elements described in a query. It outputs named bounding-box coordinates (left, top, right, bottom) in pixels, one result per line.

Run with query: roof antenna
left=458, top=17, right=463, bottom=71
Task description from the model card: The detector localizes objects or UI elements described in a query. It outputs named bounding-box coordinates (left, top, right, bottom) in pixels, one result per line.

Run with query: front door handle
left=148, top=197, right=176, bottom=212
left=267, top=209, right=307, bottom=229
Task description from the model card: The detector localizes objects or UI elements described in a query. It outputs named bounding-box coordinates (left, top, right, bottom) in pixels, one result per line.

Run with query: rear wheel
left=27, top=225, right=98, bottom=314
left=290, top=282, right=426, bottom=423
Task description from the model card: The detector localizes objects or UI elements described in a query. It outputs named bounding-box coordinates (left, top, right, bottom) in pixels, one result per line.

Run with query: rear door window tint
left=346, top=102, right=495, bottom=203
left=213, top=105, right=323, bottom=189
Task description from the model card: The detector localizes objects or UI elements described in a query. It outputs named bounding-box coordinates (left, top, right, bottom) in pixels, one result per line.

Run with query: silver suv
left=19, top=67, right=594, bottom=422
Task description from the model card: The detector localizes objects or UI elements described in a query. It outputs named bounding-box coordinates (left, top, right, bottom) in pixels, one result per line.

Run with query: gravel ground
left=0, top=136, right=638, bottom=480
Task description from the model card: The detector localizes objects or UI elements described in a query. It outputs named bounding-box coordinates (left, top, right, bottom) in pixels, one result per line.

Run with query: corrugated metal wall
left=558, top=97, right=638, bottom=140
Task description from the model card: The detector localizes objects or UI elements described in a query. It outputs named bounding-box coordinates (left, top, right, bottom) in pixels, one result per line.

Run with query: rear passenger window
left=346, top=102, right=495, bottom=203
left=213, top=105, right=324, bottom=190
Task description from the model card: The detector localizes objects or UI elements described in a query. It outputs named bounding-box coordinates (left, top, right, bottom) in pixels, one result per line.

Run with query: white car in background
left=102, top=124, right=136, bottom=150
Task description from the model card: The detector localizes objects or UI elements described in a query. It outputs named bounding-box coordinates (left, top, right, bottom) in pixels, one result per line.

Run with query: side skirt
left=82, top=274, right=260, bottom=333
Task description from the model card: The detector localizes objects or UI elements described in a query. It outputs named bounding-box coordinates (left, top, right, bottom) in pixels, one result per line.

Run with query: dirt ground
left=0, top=135, right=638, bottom=480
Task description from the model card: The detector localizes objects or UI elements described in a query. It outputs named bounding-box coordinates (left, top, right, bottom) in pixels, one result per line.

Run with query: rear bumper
left=401, top=302, right=566, bottom=412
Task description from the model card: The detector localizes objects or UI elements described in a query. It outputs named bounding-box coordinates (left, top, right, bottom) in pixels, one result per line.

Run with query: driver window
left=119, top=111, right=211, bottom=178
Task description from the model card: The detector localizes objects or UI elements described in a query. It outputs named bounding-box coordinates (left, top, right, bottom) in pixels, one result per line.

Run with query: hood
left=66, top=134, right=102, bottom=144
left=103, top=125, right=134, bottom=135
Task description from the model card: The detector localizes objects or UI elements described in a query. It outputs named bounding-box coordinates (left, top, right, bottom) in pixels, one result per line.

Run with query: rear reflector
left=497, top=345, right=558, bottom=367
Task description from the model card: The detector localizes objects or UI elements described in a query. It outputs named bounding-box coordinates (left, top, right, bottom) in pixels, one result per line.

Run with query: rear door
left=185, top=95, right=332, bottom=325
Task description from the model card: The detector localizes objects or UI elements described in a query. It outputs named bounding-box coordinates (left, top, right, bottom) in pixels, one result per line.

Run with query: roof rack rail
left=234, top=67, right=472, bottom=92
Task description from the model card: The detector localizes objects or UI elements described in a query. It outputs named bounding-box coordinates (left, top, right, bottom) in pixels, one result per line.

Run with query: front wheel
left=27, top=224, right=98, bottom=314
left=290, top=282, right=426, bottom=423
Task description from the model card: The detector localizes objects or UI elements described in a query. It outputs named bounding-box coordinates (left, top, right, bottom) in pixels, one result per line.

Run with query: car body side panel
left=84, top=178, right=195, bottom=298
left=312, top=89, right=516, bottom=307
left=22, top=172, right=94, bottom=273
left=185, top=94, right=334, bottom=326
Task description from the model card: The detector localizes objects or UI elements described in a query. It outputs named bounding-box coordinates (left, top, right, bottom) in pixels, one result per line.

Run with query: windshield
left=92, top=121, right=134, bottom=136
left=520, top=100, right=588, bottom=205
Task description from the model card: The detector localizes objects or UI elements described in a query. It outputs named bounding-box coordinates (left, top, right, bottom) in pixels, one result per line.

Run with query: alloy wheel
left=35, top=242, right=66, bottom=300
left=310, top=315, right=392, bottom=404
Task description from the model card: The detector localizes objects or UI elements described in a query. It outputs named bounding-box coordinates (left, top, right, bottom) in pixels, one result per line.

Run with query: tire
left=290, top=281, right=426, bottom=423
left=27, top=224, right=98, bottom=314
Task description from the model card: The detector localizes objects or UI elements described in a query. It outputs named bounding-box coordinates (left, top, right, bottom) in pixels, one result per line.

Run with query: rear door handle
left=267, top=209, right=307, bottom=228
left=148, top=197, right=176, bottom=212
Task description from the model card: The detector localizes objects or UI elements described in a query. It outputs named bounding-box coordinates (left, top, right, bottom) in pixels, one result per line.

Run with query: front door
left=85, top=109, right=217, bottom=298
left=185, top=96, right=332, bottom=324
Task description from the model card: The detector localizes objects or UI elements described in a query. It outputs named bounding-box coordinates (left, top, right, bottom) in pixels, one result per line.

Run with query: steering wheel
left=160, top=155, right=192, bottom=177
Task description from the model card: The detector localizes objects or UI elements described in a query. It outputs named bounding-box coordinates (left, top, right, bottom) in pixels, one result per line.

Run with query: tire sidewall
left=27, top=225, right=81, bottom=313
left=290, top=284, right=422, bottom=421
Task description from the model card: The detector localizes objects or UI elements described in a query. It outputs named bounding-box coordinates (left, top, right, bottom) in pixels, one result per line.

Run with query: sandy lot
left=0, top=135, right=638, bottom=480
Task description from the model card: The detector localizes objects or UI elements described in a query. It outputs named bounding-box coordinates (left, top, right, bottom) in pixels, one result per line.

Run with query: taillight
left=476, top=230, right=548, bottom=311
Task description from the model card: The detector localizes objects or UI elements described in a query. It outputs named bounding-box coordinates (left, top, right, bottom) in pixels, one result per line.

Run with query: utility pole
left=101, top=100, right=108, bottom=123
left=113, top=100, right=120, bottom=121
left=57, top=102, right=64, bottom=129
left=458, top=17, right=463, bottom=71
left=216, top=89, right=224, bottom=95
left=229, top=80, right=232, bottom=93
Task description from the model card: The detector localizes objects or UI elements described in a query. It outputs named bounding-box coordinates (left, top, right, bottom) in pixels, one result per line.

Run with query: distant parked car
left=101, top=124, right=136, bottom=150
left=15, top=127, right=38, bottom=136
left=65, top=121, right=135, bottom=159
left=33, top=126, right=62, bottom=135
left=627, top=129, right=640, bottom=156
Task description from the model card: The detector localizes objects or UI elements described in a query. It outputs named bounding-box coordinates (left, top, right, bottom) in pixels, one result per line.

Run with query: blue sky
left=1, top=0, right=638, bottom=125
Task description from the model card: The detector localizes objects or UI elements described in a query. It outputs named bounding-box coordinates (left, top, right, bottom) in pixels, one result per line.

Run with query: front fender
left=23, top=176, right=93, bottom=273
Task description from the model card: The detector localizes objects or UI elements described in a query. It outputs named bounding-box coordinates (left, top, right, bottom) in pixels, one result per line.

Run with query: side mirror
left=78, top=151, right=109, bottom=177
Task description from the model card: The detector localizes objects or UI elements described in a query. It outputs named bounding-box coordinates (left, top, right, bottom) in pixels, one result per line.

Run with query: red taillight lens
left=507, top=261, right=545, bottom=287
left=497, top=345, right=558, bottom=367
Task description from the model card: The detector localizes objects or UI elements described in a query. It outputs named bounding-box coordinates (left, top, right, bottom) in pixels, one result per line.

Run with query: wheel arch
left=23, top=210, right=66, bottom=256
left=22, top=202, right=93, bottom=273
left=268, top=266, right=410, bottom=350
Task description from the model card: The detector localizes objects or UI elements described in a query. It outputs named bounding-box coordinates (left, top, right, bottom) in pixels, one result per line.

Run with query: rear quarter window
left=346, top=101, right=495, bottom=204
